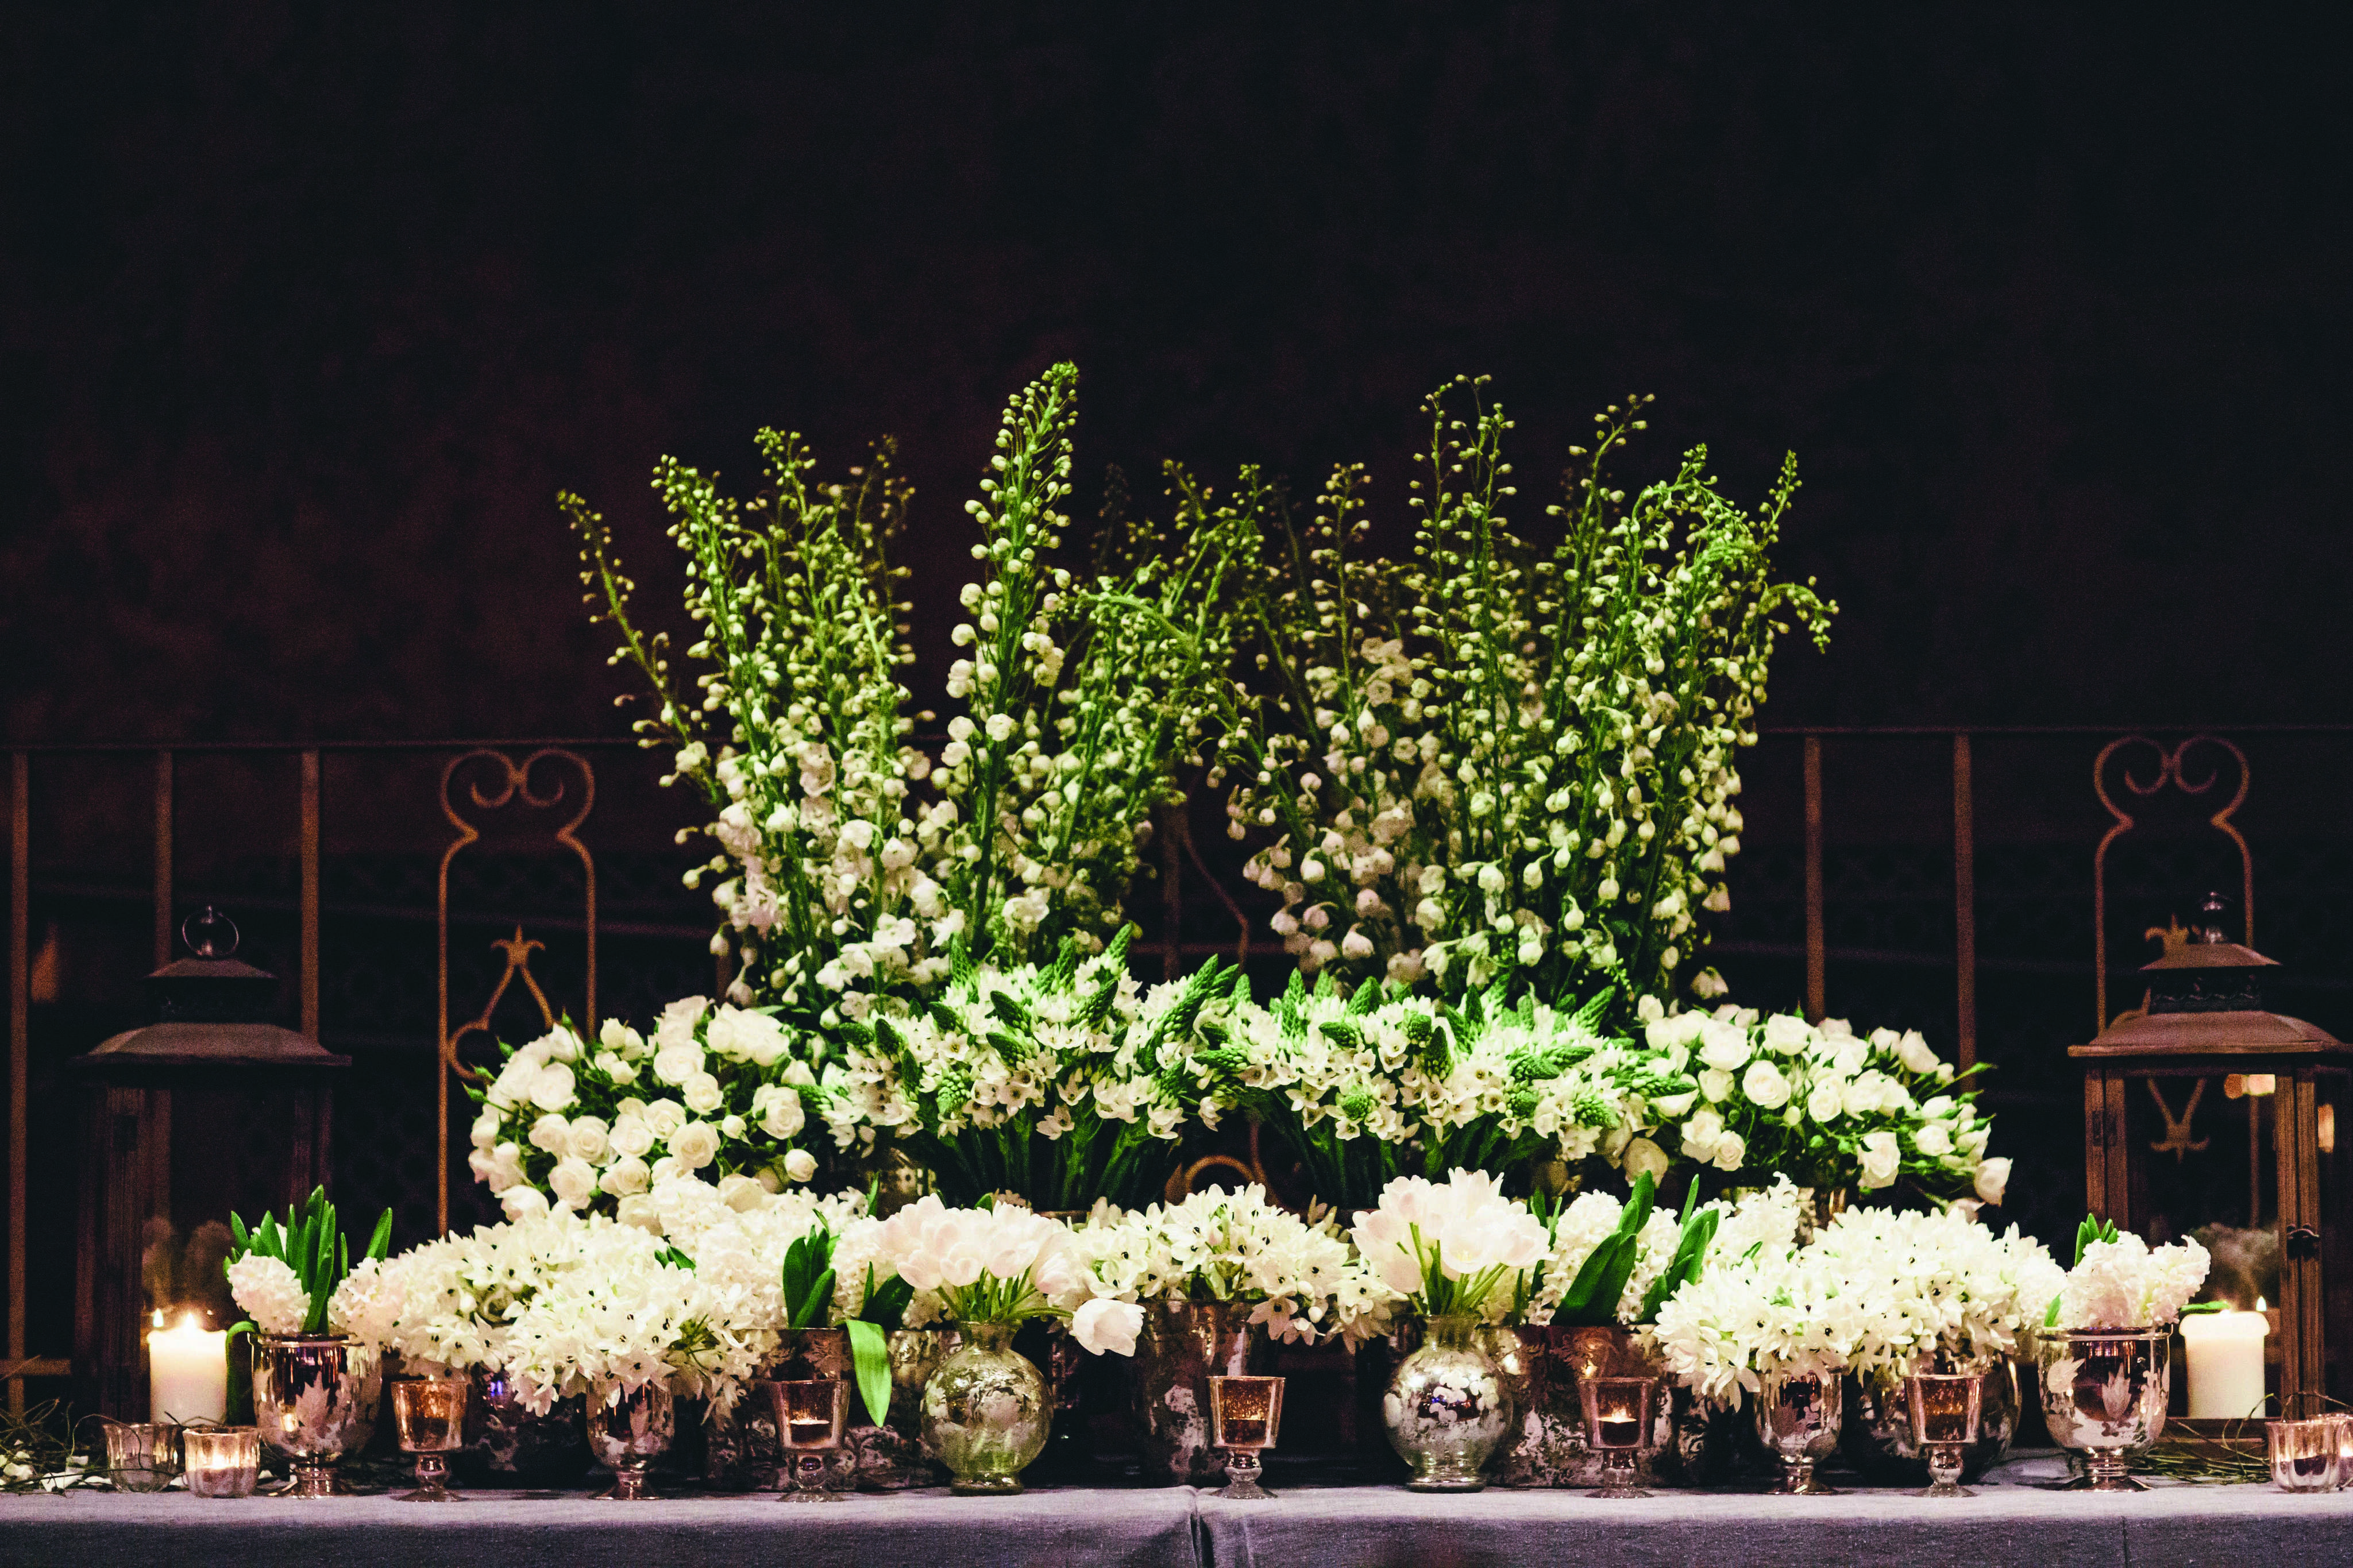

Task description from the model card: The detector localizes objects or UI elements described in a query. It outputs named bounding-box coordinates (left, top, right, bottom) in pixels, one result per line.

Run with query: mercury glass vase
left=1384, top=1315, right=1511, bottom=1492
left=1485, top=1324, right=1672, bottom=1489
left=1132, top=1300, right=1262, bottom=1484
left=252, top=1334, right=379, bottom=1498
left=586, top=1380, right=676, bottom=1501
left=1757, top=1369, right=1844, bottom=1494
left=920, top=1321, right=1050, bottom=1496
left=2039, top=1328, right=2170, bottom=1492
left=1841, top=1357, right=2021, bottom=1484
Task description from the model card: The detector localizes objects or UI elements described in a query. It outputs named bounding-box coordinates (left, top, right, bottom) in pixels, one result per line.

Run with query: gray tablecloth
left=3, top=1462, right=2350, bottom=1568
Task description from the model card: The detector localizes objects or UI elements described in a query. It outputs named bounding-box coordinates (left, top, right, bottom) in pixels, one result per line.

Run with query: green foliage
left=780, top=1229, right=837, bottom=1333
left=226, top=1187, right=392, bottom=1337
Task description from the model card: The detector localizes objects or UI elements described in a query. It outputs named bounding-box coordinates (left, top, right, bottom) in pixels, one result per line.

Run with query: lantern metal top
left=74, top=905, right=348, bottom=1077
left=2074, top=904, right=2347, bottom=1061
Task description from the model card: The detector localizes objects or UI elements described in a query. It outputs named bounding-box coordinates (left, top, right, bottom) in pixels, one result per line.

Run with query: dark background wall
left=6, top=3, right=2348, bottom=743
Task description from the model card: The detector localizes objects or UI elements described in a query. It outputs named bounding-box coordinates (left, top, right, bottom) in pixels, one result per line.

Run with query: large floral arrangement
left=1074, top=1184, right=1397, bottom=1346
left=1348, top=1169, right=1550, bottom=1320
left=1215, top=381, right=1833, bottom=1006
left=1638, top=1002, right=2005, bottom=1207
left=1521, top=1176, right=1806, bottom=1327
left=1183, top=974, right=1668, bottom=1210
left=468, top=1006, right=831, bottom=1218
left=568, top=363, right=1248, bottom=1029
left=223, top=1187, right=394, bottom=1338
left=820, top=935, right=1235, bottom=1208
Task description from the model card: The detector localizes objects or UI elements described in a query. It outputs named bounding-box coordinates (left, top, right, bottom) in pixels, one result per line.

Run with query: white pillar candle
left=149, top=1315, right=229, bottom=1426
left=2181, top=1310, right=2267, bottom=1420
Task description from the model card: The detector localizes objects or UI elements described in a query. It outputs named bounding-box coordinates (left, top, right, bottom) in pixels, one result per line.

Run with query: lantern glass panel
left=2319, top=1068, right=2350, bottom=1409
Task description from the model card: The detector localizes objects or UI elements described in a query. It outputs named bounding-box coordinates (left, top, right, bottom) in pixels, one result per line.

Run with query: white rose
left=1698, top=1068, right=1734, bottom=1104
left=641, top=1099, right=688, bottom=1140
left=615, top=1194, right=660, bottom=1232
left=1740, top=1060, right=1791, bottom=1111
left=1071, top=1297, right=1144, bottom=1357
left=1858, top=1130, right=1901, bottom=1189
left=669, top=1121, right=720, bottom=1169
left=753, top=1084, right=806, bottom=1140
left=1680, top=1109, right=1726, bottom=1162
left=529, top=1063, right=577, bottom=1113
left=1621, top=1136, right=1669, bottom=1185
left=608, top=1117, right=656, bottom=1160
left=1974, top=1157, right=2011, bottom=1206
left=599, top=1017, right=646, bottom=1057
left=1806, top=1079, right=1846, bottom=1123
left=720, top=1114, right=747, bottom=1139
left=682, top=1071, right=726, bottom=1115
left=500, top=1185, right=550, bottom=1222
left=651, top=1043, right=704, bottom=1087
left=547, top=1157, right=597, bottom=1209
left=1650, top=1090, right=1699, bottom=1119
left=469, top=1110, right=503, bottom=1150
left=783, top=1149, right=817, bottom=1184
left=566, top=1116, right=611, bottom=1164
left=1710, top=1131, right=1747, bottom=1173
left=1697, top=1022, right=1753, bottom=1073
left=1760, top=1013, right=1816, bottom=1056
left=599, top=1155, right=651, bottom=1196
left=527, top=1113, right=572, bottom=1154
left=592, top=1051, right=640, bottom=1085
left=1894, top=1030, right=1942, bottom=1076
left=1914, top=1123, right=1953, bottom=1158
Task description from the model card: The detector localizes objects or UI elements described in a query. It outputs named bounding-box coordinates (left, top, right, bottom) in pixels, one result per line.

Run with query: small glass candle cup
left=2331, top=1413, right=2353, bottom=1492
left=1580, top=1375, right=1657, bottom=1500
left=179, top=1426, right=260, bottom=1499
left=768, top=1376, right=847, bottom=1502
left=390, top=1374, right=472, bottom=1502
left=100, top=1420, right=178, bottom=1492
left=1208, top=1374, right=1285, bottom=1501
left=1905, top=1369, right=1986, bottom=1499
left=2268, top=1417, right=2339, bottom=1493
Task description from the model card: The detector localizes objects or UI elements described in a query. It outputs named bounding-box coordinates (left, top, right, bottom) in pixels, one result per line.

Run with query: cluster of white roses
left=1522, top=1177, right=1807, bottom=1328
left=1350, top=1170, right=1552, bottom=1320
left=468, top=1002, right=830, bottom=1219
left=1072, top=1184, right=1398, bottom=1347
left=1217, top=384, right=1833, bottom=1007
left=1649, top=1204, right=2064, bottom=1401
left=1637, top=1001, right=2007, bottom=1208
left=2052, top=1232, right=2212, bottom=1330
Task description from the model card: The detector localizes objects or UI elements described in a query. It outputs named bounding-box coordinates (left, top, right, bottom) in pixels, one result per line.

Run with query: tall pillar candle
left=149, top=1316, right=229, bottom=1426
left=2180, top=1310, right=2267, bottom=1420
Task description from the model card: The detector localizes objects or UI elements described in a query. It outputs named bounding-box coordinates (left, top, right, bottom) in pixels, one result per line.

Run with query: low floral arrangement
left=1638, top=1002, right=2005, bottom=1207
left=1519, top=1175, right=1806, bottom=1327
left=1073, top=1184, right=1398, bottom=1346
left=823, top=936, right=1235, bottom=1209
left=223, top=1186, right=394, bottom=1339
left=1649, top=1203, right=2062, bottom=1400
left=468, top=1006, right=828, bottom=1219
left=2046, top=1217, right=2212, bottom=1330
left=1348, top=1169, right=1550, bottom=1320
left=1185, top=974, right=1665, bottom=1212
left=873, top=1195, right=1143, bottom=1357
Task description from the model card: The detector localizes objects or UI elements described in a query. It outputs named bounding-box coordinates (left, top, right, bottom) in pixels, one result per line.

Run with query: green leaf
left=846, top=1318, right=892, bottom=1427
left=365, top=1209, right=394, bottom=1263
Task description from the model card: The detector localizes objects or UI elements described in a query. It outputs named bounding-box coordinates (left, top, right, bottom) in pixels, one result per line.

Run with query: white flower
left=1071, top=1297, right=1144, bottom=1357
left=1710, top=1131, right=1747, bottom=1172
left=669, top=1122, right=721, bottom=1170
left=609, top=1117, right=656, bottom=1160
left=1858, top=1130, right=1901, bottom=1189
left=530, top=1063, right=577, bottom=1113
left=548, top=1157, right=599, bottom=1210
left=2056, top=1233, right=2208, bottom=1329
left=502, top=1185, right=551, bottom=1222
left=1893, top=1030, right=1942, bottom=1075
left=1973, top=1157, right=2011, bottom=1207
left=1621, top=1137, right=1668, bottom=1185
left=1696, top=1021, right=1752, bottom=1072
left=599, top=1156, right=651, bottom=1196
left=527, top=1113, right=572, bottom=1154
left=783, top=1149, right=817, bottom=1183
left=682, top=1072, right=726, bottom=1115
left=567, top=1117, right=611, bottom=1165
left=1740, top=1059, right=1790, bottom=1110
left=226, top=1254, right=310, bottom=1336
left=652, top=1042, right=704, bottom=1087
left=1914, top=1123, right=1953, bottom=1158
left=641, top=1100, right=688, bottom=1140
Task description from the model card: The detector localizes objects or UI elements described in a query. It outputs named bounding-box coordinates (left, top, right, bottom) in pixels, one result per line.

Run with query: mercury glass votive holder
left=2268, top=1417, right=2339, bottom=1492
left=391, top=1375, right=472, bottom=1502
left=100, top=1420, right=178, bottom=1492
left=769, top=1377, right=847, bottom=1503
left=2330, top=1413, right=2353, bottom=1492
left=1208, top=1375, right=1284, bottom=1501
left=1580, top=1376, right=1657, bottom=1500
left=180, top=1426, right=260, bottom=1499
left=1905, top=1370, right=1985, bottom=1499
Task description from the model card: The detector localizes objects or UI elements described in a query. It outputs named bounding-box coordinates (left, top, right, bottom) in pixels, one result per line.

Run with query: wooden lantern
left=2074, top=919, right=2350, bottom=1419
left=71, top=908, right=347, bottom=1418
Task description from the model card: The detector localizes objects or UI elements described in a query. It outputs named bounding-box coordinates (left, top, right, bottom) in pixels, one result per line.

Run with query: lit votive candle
left=180, top=1426, right=260, bottom=1499
left=2181, top=1310, right=2267, bottom=1420
left=148, top=1314, right=229, bottom=1426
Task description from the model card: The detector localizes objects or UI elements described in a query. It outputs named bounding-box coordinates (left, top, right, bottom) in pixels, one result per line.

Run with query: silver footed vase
left=1757, top=1369, right=1844, bottom=1494
left=251, top=1334, right=380, bottom=1498
left=2038, top=1328, right=2170, bottom=1492
left=1131, top=1300, right=1262, bottom=1485
left=1484, top=1324, right=1672, bottom=1489
left=1384, top=1314, right=1511, bottom=1492
left=1841, top=1357, right=2021, bottom=1484
left=587, top=1380, right=676, bottom=1501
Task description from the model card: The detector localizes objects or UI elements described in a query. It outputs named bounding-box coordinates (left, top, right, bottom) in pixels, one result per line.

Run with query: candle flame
left=2257, top=1296, right=2268, bottom=1312
left=151, top=1310, right=164, bottom=1329
left=180, top=1312, right=202, bottom=1333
